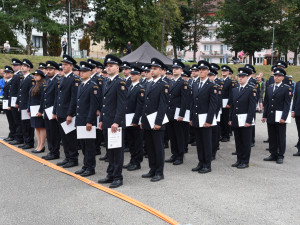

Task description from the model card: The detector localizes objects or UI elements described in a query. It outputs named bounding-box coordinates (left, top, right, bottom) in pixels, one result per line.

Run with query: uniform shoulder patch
left=93, top=86, right=98, bottom=89
left=120, top=81, right=126, bottom=85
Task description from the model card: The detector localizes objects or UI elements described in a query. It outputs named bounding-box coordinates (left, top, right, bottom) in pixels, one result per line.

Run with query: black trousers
left=295, top=116, right=300, bottom=151
left=183, top=122, right=190, bottom=152
left=251, top=113, right=256, bottom=144
left=11, top=107, right=23, bottom=142
left=234, top=127, right=252, bottom=164
left=5, top=109, right=16, bottom=139
left=217, top=122, right=221, bottom=147
left=103, top=129, right=124, bottom=181
left=21, top=119, right=34, bottom=146
left=212, top=125, right=219, bottom=157
left=267, top=123, right=286, bottom=159
left=58, top=117, right=78, bottom=162
left=80, top=139, right=96, bottom=171
left=95, top=129, right=102, bottom=153
left=63, top=46, right=67, bottom=55
left=44, top=114, right=61, bottom=156
left=220, top=108, right=230, bottom=139
left=167, top=120, right=185, bottom=161
left=189, top=126, right=195, bottom=143
left=144, top=129, right=165, bottom=176
left=194, top=127, right=212, bottom=168
left=126, top=126, right=143, bottom=166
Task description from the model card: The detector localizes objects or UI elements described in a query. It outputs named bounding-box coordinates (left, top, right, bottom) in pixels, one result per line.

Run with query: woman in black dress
left=28, top=70, right=46, bottom=153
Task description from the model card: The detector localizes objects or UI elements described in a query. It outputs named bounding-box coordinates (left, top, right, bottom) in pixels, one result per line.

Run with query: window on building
left=204, top=58, right=212, bottom=63
left=204, top=45, right=212, bottom=52
left=256, top=57, right=263, bottom=64
left=32, top=36, right=42, bottom=48
left=220, top=58, right=226, bottom=64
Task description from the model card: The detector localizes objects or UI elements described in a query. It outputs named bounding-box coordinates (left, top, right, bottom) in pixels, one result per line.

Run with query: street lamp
left=271, top=24, right=275, bottom=65
left=68, top=0, right=71, bottom=56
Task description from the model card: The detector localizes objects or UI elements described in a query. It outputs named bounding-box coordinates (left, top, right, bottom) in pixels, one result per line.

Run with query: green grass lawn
left=1, top=53, right=299, bottom=82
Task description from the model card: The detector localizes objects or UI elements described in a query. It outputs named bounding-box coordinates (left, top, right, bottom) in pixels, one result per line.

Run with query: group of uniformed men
left=2, top=54, right=299, bottom=188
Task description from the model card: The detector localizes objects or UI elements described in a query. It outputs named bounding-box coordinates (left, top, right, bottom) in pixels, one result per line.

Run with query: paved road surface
left=0, top=113, right=300, bottom=225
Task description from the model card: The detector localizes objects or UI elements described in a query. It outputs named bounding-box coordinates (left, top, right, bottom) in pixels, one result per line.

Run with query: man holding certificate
left=74, top=61, right=99, bottom=177
left=3, top=66, right=16, bottom=142
left=8, top=58, right=23, bottom=145
left=123, top=65, right=145, bottom=171
left=262, top=67, right=292, bottom=164
left=190, top=60, right=217, bottom=174
left=140, top=58, right=169, bottom=182
left=53, top=55, right=80, bottom=168
left=41, top=61, right=61, bottom=160
left=98, top=54, right=127, bottom=188
left=229, top=67, right=256, bottom=169
left=16, top=59, right=35, bottom=149
left=165, top=59, right=189, bottom=166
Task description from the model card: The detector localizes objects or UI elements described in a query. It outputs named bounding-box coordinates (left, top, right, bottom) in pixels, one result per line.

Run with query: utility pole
left=271, top=24, right=275, bottom=65
left=68, top=0, right=72, bottom=56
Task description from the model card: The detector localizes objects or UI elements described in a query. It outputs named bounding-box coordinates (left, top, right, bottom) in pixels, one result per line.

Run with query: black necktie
left=106, top=79, right=111, bottom=89
left=170, top=80, right=175, bottom=88
left=199, top=82, right=203, bottom=89
left=274, top=85, right=278, bottom=92
left=129, top=84, right=133, bottom=91
left=240, top=87, right=243, bottom=92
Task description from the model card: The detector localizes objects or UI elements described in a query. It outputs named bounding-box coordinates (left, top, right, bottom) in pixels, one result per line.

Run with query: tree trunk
left=42, top=32, right=48, bottom=56
left=173, top=42, right=177, bottom=59
left=193, top=17, right=197, bottom=62
left=249, top=53, right=253, bottom=65
left=161, top=0, right=166, bottom=54
left=25, top=24, right=32, bottom=55
left=294, top=48, right=298, bottom=65
left=284, top=52, right=288, bottom=64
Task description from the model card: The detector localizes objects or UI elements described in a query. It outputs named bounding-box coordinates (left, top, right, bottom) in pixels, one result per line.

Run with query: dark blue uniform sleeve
left=246, top=88, right=257, bottom=124
left=282, top=87, right=292, bottom=120
left=206, top=84, right=218, bottom=124
left=132, top=88, right=145, bottom=125
left=155, top=83, right=169, bottom=126
left=113, top=81, right=127, bottom=125
left=86, top=85, right=99, bottom=124
left=179, top=81, right=189, bottom=118
left=67, top=78, right=80, bottom=117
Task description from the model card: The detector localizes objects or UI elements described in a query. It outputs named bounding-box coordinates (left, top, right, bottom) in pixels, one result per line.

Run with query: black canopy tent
left=120, top=41, right=173, bottom=66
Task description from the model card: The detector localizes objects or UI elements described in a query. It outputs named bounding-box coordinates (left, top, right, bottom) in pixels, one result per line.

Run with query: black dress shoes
left=293, top=152, right=300, bottom=156
left=232, top=152, right=237, bottom=155
left=99, top=154, right=107, bottom=161
left=42, top=154, right=59, bottom=160
left=31, top=148, right=45, bottom=153
left=211, top=156, right=216, bottom=161
left=151, top=175, right=164, bottom=182
left=221, top=137, right=229, bottom=142
left=81, top=170, right=95, bottom=177
left=251, top=143, right=255, bottom=147
left=9, top=140, right=23, bottom=145
left=18, top=144, right=26, bottom=148
left=141, top=172, right=155, bottom=178
left=57, top=159, right=69, bottom=166
left=264, top=155, right=277, bottom=161
left=263, top=139, right=269, bottom=143
left=95, top=150, right=101, bottom=155
left=173, top=160, right=183, bottom=165
left=164, top=143, right=169, bottom=148
left=124, top=148, right=130, bottom=152
left=199, top=168, right=211, bottom=173
left=191, top=142, right=196, bottom=146
left=276, top=158, right=283, bottom=164
left=123, top=162, right=132, bottom=169
left=4, top=137, right=13, bottom=141
left=22, top=145, right=34, bottom=150
left=109, top=180, right=123, bottom=188
left=98, top=177, right=114, bottom=184
left=237, top=163, right=249, bottom=169
left=75, top=168, right=86, bottom=174
left=232, top=161, right=241, bottom=167
left=165, top=157, right=175, bottom=163
left=192, top=164, right=202, bottom=172
left=62, top=161, right=78, bottom=168
left=127, top=164, right=141, bottom=171
left=266, top=148, right=269, bottom=151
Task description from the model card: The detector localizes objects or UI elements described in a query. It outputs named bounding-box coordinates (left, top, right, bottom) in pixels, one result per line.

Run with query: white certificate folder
left=275, top=111, right=291, bottom=123
left=146, top=112, right=169, bottom=129
left=76, top=126, right=96, bottom=139
left=107, top=127, right=122, bottom=149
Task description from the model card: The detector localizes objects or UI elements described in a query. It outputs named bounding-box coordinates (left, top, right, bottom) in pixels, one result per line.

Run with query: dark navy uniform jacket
left=90, top=73, right=103, bottom=110
left=28, top=84, right=45, bottom=114
left=162, top=75, right=171, bottom=84
left=139, top=78, right=147, bottom=86
left=141, top=78, right=169, bottom=130
left=126, top=83, right=145, bottom=125
left=41, top=75, right=60, bottom=114
left=267, top=76, right=292, bottom=88
left=248, top=76, right=260, bottom=103
left=100, top=75, right=127, bottom=129
left=190, top=79, right=218, bottom=127
left=9, top=71, right=23, bottom=104
left=53, top=72, right=80, bottom=118
left=221, top=77, right=233, bottom=106
left=292, top=82, right=300, bottom=116
left=166, top=77, right=189, bottom=121
left=229, top=84, right=257, bottom=128
left=125, top=77, right=132, bottom=88
left=263, top=83, right=292, bottom=124
left=3, top=78, right=12, bottom=101
left=75, top=80, right=99, bottom=126
left=16, top=74, right=35, bottom=110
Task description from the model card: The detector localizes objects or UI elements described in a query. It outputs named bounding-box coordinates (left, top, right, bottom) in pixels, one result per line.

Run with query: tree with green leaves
left=216, top=0, right=276, bottom=64
left=90, top=0, right=164, bottom=53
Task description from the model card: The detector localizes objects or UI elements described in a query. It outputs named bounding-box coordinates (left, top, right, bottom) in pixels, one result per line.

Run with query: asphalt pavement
left=0, top=112, right=300, bottom=225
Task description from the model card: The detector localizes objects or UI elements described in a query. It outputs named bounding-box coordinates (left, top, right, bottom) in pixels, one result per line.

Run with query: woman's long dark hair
left=31, top=76, right=45, bottom=96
